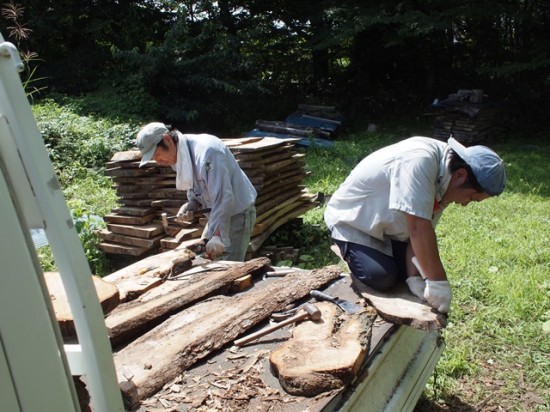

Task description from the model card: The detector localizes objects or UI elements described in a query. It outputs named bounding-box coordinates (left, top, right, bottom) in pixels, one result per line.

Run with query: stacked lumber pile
left=246, top=104, right=343, bottom=148
left=430, top=89, right=503, bottom=145
left=98, top=137, right=319, bottom=259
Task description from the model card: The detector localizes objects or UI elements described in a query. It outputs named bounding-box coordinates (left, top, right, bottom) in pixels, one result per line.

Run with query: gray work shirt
left=174, top=133, right=257, bottom=247
left=324, top=136, right=452, bottom=256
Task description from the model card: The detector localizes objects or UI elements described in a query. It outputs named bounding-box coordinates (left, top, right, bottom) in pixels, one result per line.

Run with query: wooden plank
left=222, top=136, right=264, bottom=147
left=102, top=248, right=195, bottom=302
left=98, top=242, right=152, bottom=257
left=357, top=283, right=447, bottom=331
left=97, top=230, right=163, bottom=248
left=256, top=187, right=304, bottom=216
left=263, top=154, right=305, bottom=174
left=104, top=167, right=159, bottom=177
left=250, top=202, right=317, bottom=252
left=110, top=150, right=142, bottom=162
left=106, top=258, right=270, bottom=346
left=253, top=197, right=314, bottom=236
left=113, top=265, right=343, bottom=408
left=45, top=272, right=120, bottom=340
left=229, top=136, right=299, bottom=152
left=110, top=206, right=156, bottom=217
left=107, top=222, right=165, bottom=239
left=160, top=227, right=202, bottom=249
left=270, top=302, right=377, bottom=396
left=103, top=213, right=155, bottom=225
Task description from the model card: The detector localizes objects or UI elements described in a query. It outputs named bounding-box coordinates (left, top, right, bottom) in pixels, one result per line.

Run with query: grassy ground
left=295, top=129, right=550, bottom=411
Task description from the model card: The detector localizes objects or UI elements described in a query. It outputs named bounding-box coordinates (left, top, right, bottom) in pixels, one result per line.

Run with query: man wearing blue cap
left=136, top=122, right=257, bottom=261
left=324, top=136, right=506, bottom=313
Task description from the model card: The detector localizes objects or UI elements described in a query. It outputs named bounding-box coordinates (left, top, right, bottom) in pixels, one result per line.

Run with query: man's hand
left=406, top=276, right=426, bottom=300
left=176, top=200, right=200, bottom=222
left=424, top=280, right=452, bottom=313
left=206, top=236, right=225, bottom=258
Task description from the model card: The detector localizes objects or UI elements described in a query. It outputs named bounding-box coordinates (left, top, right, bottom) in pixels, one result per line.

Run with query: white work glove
left=206, top=236, right=225, bottom=258
left=406, top=276, right=426, bottom=300
left=176, top=200, right=200, bottom=222
left=424, top=280, right=452, bottom=313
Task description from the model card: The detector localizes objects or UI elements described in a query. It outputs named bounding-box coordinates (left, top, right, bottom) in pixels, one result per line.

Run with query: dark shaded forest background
left=2, top=0, right=549, bottom=134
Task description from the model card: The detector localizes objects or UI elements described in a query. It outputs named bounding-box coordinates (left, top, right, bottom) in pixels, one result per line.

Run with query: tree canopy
left=2, top=0, right=549, bottom=132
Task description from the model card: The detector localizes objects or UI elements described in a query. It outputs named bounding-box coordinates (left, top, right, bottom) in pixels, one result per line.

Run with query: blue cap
left=448, top=137, right=506, bottom=196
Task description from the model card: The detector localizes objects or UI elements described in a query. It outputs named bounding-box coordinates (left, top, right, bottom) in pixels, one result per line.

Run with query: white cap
left=136, top=122, right=168, bottom=167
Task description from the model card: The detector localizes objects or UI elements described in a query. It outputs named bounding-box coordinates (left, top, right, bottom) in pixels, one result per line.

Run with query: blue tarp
left=285, top=112, right=341, bottom=133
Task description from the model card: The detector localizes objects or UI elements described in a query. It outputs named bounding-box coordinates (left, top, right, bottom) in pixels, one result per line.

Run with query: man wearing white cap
left=324, top=136, right=506, bottom=313
left=136, top=122, right=257, bottom=261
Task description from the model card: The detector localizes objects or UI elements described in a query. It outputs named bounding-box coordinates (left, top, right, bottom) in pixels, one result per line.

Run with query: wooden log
left=113, top=265, right=343, bottom=409
left=106, top=258, right=270, bottom=346
left=44, top=272, right=119, bottom=340
left=270, top=302, right=376, bottom=396
left=102, top=248, right=195, bottom=302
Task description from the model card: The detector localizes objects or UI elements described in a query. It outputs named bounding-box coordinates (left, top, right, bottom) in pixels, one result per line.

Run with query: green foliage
left=32, top=99, right=138, bottom=186
left=32, top=101, right=127, bottom=275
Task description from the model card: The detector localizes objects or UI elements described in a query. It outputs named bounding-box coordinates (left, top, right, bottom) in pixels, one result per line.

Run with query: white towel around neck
left=174, top=134, right=194, bottom=191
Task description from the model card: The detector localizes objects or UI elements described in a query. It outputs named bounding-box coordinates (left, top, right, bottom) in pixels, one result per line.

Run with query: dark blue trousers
left=334, top=238, right=408, bottom=291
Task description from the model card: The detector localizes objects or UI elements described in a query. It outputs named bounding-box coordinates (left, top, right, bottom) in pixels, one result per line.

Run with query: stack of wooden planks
left=98, top=136, right=319, bottom=259
left=430, top=89, right=503, bottom=145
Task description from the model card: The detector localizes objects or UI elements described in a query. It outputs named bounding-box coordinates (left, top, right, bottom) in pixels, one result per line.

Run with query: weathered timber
left=113, top=265, right=343, bottom=409
left=359, top=283, right=447, bottom=331
left=102, top=248, right=195, bottom=302
left=44, top=272, right=119, bottom=339
left=106, top=258, right=270, bottom=347
left=270, top=302, right=376, bottom=396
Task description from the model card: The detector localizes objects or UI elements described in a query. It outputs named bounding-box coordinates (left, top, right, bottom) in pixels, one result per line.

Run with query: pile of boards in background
left=429, top=89, right=504, bottom=145
left=98, top=104, right=343, bottom=262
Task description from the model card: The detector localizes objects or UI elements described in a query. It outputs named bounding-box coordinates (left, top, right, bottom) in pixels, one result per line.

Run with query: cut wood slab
left=358, top=283, right=447, bottom=331
left=44, top=272, right=119, bottom=339
left=113, top=265, right=343, bottom=408
left=102, top=248, right=195, bottom=302
left=97, top=230, right=163, bottom=248
left=107, top=222, right=165, bottom=239
left=110, top=150, right=142, bottom=162
left=103, top=213, right=155, bottom=225
left=105, top=258, right=270, bottom=346
left=98, top=242, right=153, bottom=257
left=270, top=302, right=377, bottom=396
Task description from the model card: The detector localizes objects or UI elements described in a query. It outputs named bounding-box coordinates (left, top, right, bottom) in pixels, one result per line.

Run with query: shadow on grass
left=414, top=395, right=477, bottom=412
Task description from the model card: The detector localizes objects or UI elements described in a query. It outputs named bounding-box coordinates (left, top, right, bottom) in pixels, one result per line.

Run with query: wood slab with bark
left=270, top=302, right=377, bottom=396
left=102, top=248, right=195, bottom=302
left=106, top=258, right=270, bottom=346
left=113, top=265, right=343, bottom=409
left=358, top=283, right=447, bottom=331
left=44, top=272, right=119, bottom=339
